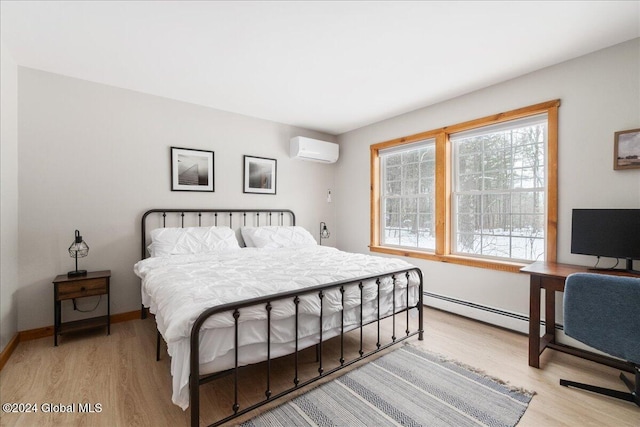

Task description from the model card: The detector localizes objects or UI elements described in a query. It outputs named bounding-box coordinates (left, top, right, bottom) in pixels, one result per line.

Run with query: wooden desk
left=521, top=261, right=636, bottom=372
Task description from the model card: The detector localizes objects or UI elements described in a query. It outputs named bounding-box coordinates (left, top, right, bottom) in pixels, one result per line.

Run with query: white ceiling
left=1, top=1, right=639, bottom=135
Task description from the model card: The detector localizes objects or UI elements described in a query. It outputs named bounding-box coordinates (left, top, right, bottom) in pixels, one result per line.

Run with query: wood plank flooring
left=1, top=307, right=638, bottom=426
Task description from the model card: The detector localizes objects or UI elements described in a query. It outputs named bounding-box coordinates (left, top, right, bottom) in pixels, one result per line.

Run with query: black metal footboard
left=189, top=267, right=424, bottom=427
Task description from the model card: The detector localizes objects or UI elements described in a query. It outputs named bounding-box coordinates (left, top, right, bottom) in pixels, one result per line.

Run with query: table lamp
left=68, top=229, right=89, bottom=277
left=319, top=222, right=330, bottom=245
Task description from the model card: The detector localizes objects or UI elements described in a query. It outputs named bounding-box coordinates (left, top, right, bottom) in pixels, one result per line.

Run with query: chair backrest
left=564, top=272, right=640, bottom=365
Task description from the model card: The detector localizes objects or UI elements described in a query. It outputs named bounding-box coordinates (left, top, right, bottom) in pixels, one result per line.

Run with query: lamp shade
left=320, top=223, right=330, bottom=238
left=319, top=222, right=330, bottom=246
left=69, top=230, right=89, bottom=257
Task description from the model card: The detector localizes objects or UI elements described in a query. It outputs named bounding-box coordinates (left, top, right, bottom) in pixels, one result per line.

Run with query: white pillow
left=149, top=226, right=240, bottom=256
left=240, top=231, right=254, bottom=248
left=241, top=226, right=317, bottom=249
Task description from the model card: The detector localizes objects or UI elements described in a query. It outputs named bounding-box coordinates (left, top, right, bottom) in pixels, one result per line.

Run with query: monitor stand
left=588, top=258, right=640, bottom=275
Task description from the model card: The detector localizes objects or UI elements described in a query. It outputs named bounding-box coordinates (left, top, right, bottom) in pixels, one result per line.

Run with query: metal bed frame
left=139, top=208, right=424, bottom=427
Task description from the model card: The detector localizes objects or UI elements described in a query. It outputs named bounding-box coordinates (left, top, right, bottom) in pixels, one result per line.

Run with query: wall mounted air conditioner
left=290, top=136, right=339, bottom=163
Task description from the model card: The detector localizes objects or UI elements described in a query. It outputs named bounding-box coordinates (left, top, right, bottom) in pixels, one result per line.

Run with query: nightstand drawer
left=56, top=278, right=108, bottom=300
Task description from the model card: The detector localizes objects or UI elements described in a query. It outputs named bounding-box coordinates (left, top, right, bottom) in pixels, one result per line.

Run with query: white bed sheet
left=134, top=246, right=420, bottom=409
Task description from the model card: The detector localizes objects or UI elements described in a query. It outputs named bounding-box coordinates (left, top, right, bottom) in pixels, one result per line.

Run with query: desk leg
left=529, top=276, right=541, bottom=368
left=545, top=287, right=556, bottom=342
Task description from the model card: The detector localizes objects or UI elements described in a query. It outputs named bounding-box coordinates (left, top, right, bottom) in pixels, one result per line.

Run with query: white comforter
left=134, top=246, right=420, bottom=408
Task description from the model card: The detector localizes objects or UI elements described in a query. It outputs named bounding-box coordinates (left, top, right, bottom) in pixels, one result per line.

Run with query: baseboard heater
left=423, top=291, right=563, bottom=331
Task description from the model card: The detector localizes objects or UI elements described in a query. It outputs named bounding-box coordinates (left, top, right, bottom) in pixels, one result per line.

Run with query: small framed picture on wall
left=243, top=155, right=277, bottom=194
left=171, top=147, right=214, bottom=191
left=614, top=128, right=640, bottom=170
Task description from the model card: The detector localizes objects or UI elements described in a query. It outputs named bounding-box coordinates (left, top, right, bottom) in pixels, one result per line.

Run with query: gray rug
left=241, top=344, right=534, bottom=427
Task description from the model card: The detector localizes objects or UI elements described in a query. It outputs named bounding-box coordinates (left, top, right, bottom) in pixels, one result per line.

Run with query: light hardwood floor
left=1, top=307, right=638, bottom=426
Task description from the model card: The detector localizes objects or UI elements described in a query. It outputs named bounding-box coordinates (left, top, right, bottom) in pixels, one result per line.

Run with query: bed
left=135, top=208, right=423, bottom=427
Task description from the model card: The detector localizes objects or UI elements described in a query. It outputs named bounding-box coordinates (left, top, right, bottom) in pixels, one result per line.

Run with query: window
left=451, top=115, right=547, bottom=262
left=380, top=139, right=436, bottom=250
left=370, top=100, right=559, bottom=272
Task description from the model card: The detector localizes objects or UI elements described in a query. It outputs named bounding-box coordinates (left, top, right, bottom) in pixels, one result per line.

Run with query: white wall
left=11, top=39, right=640, bottom=336
left=0, top=42, right=20, bottom=351
left=335, top=39, right=640, bottom=332
left=17, top=68, right=337, bottom=331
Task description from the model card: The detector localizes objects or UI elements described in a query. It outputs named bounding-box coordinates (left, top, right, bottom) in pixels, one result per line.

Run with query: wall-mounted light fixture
left=68, top=230, right=89, bottom=277
left=319, top=222, right=330, bottom=245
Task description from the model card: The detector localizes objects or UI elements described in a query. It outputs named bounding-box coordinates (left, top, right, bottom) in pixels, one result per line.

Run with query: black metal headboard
left=140, top=208, right=296, bottom=259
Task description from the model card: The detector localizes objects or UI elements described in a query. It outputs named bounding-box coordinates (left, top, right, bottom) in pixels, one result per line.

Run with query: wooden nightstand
left=52, top=270, right=111, bottom=346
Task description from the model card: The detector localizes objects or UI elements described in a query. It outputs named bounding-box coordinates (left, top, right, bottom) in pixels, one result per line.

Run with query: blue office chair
left=560, top=272, right=640, bottom=406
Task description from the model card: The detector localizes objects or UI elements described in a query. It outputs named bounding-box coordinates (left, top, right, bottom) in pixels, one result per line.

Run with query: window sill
left=369, top=245, right=527, bottom=273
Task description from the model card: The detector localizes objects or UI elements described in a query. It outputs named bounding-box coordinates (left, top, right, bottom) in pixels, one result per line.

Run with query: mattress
left=134, top=246, right=420, bottom=409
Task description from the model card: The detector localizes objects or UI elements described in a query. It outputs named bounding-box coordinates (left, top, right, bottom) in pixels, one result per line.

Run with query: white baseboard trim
left=424, top=292, right=531, bottom=335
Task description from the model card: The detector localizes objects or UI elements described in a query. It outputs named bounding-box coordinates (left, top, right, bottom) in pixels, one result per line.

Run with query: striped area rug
left=242, top=345, right=534, bottom=427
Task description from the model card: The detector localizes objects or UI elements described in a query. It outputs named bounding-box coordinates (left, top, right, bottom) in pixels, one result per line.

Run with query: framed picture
left=171, top=147, right=214, bottom=191
left=244, top=155, right=277, bottom=194
left=614, top=128, right=640, bottom=170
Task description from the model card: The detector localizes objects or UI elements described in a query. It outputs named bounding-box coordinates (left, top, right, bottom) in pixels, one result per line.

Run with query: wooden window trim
left=370, top=100, right=560, bottom=273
